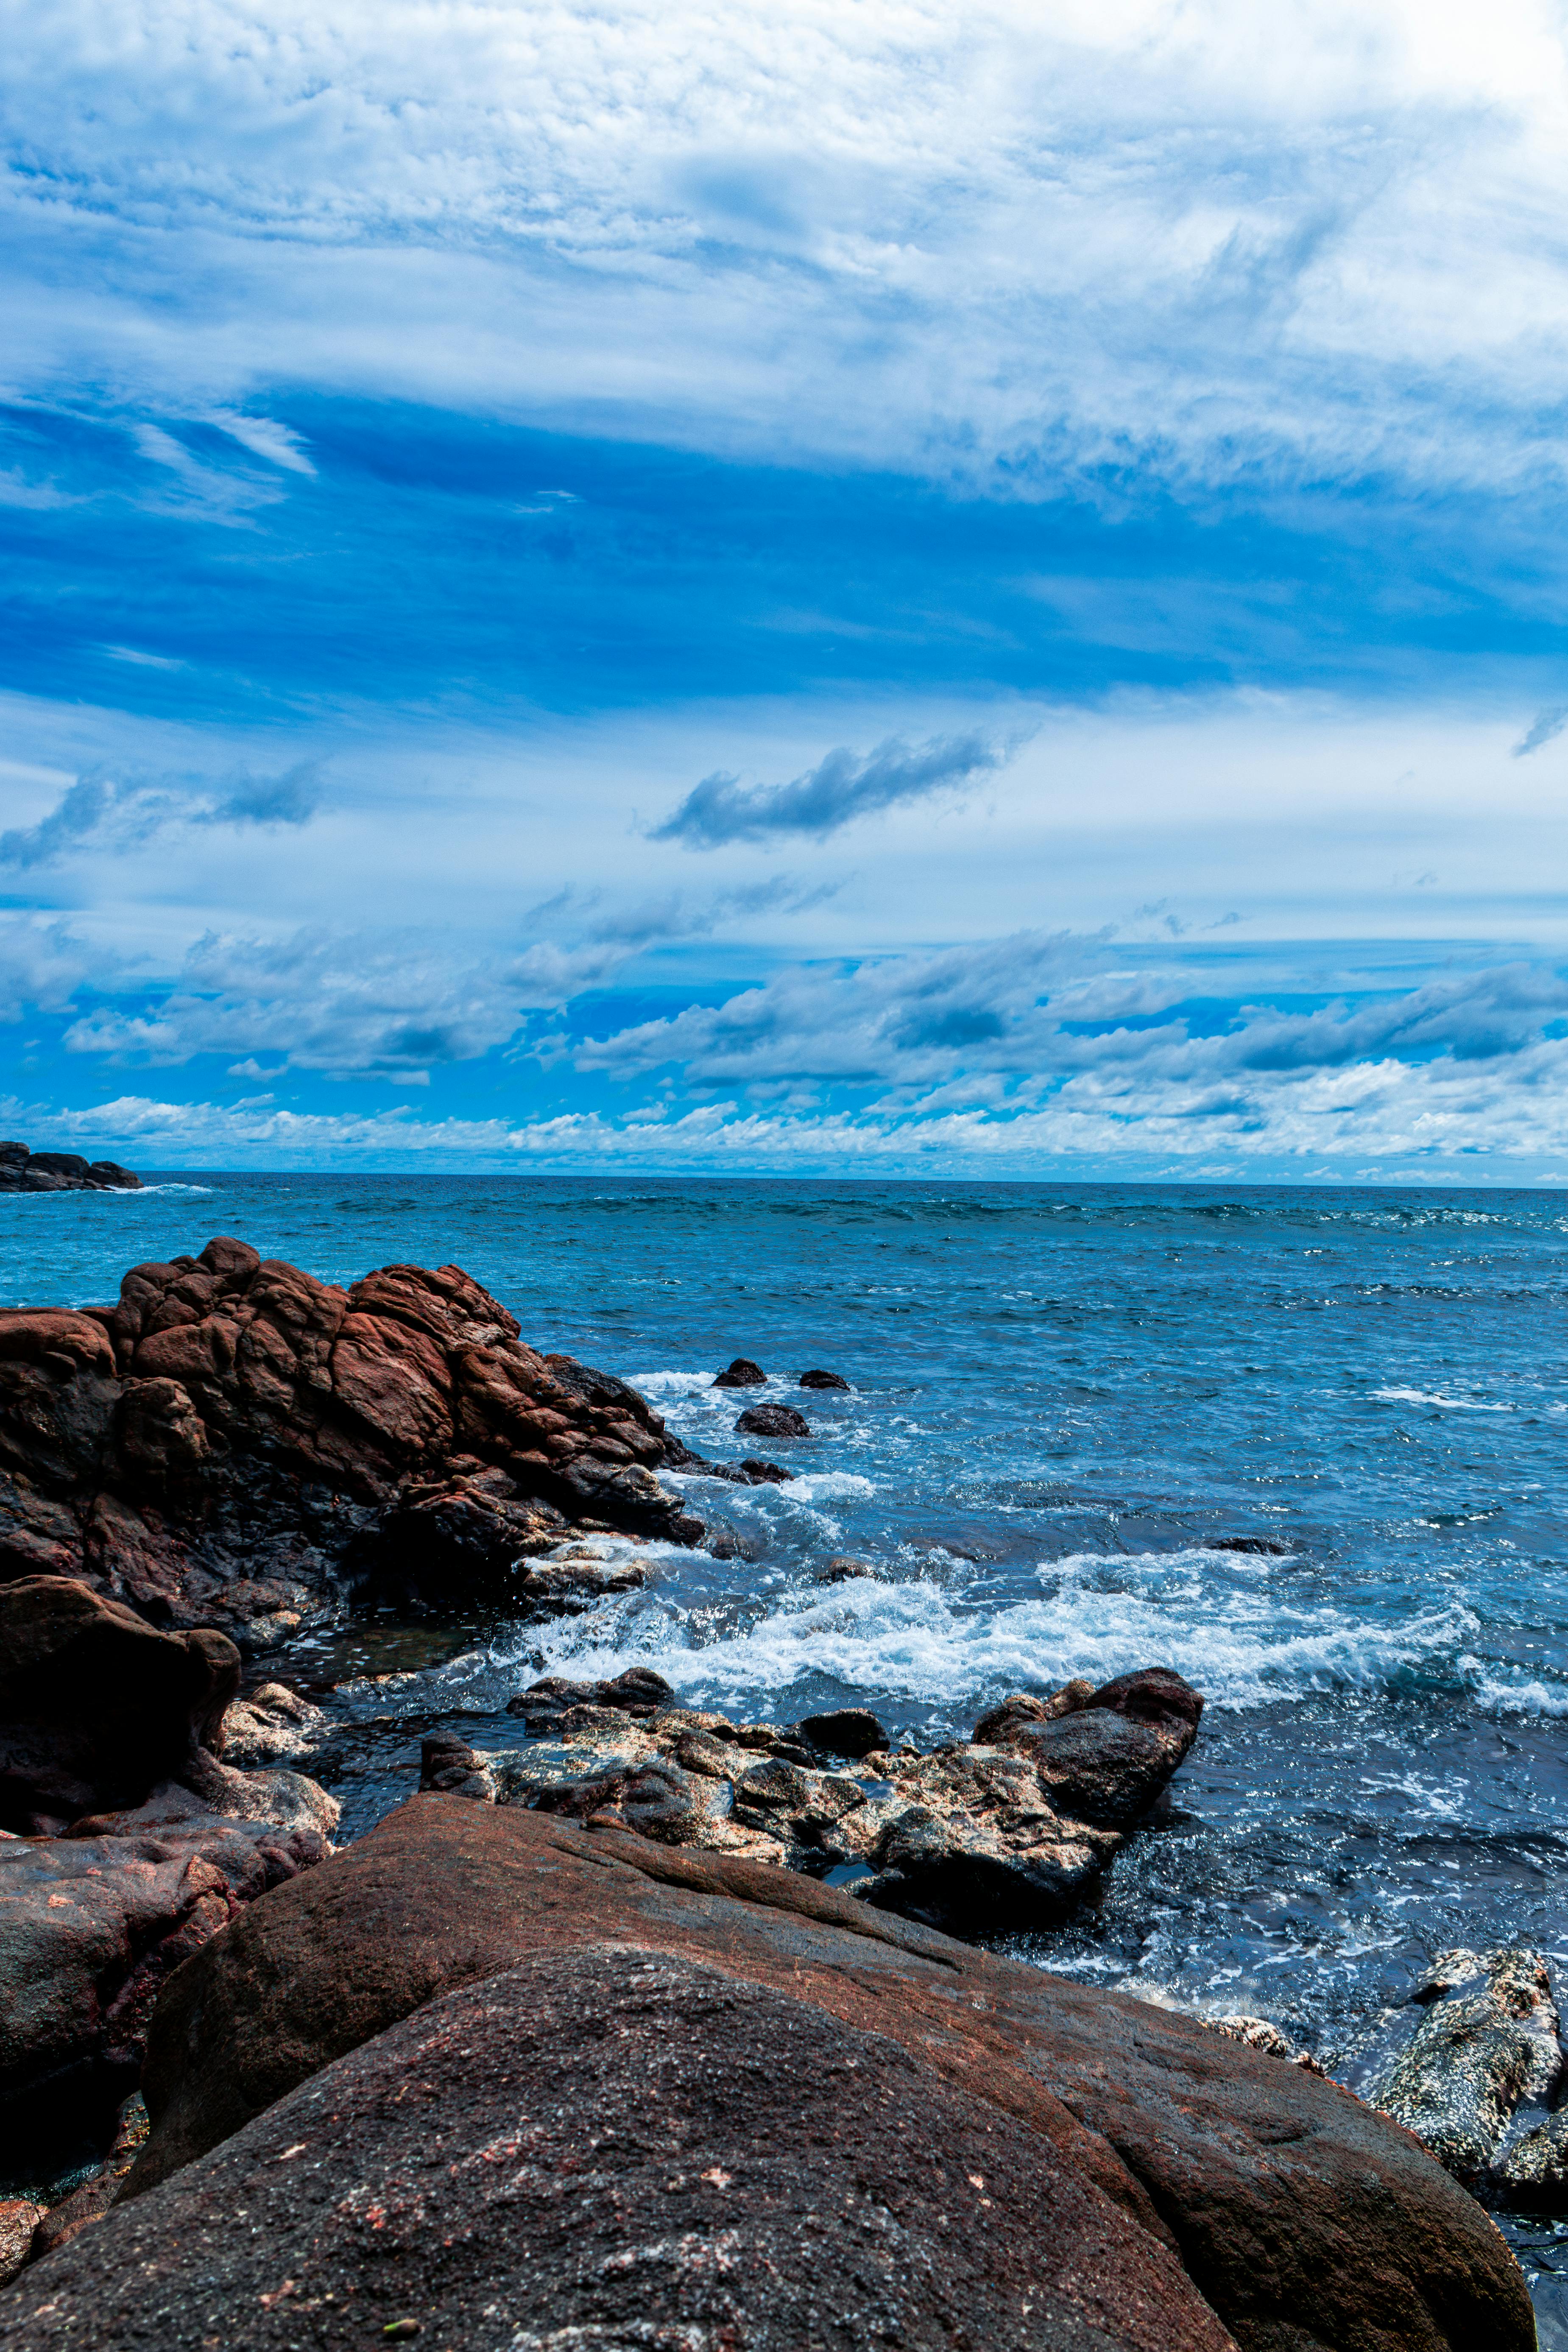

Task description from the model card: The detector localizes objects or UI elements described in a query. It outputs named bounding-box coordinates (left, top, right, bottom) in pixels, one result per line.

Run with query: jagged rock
left=1367, top=1945, right=1566, bottom=2191
left=0, top=1816, right=328, bottom=2180
left=0, top=1242, right=704, bottom=1635
left=218, top=1683, right=325, bottom=1769
left=972, top=1677, right=1095, bottom=1744
left=0, top=1146, right=140, bottom=1196
left=99, top=1797, right=1533, bottom=2352
left=799, top=1366, right=850, bottom=1389
left=418, top=1734, right=497, bottom=1802
left=734, top=1401, right=810, bottom=1438
left=0, top=1579, right=240, bottom=1834
left=64, top=1747, right=340, bottom=1844
left=486, top=1666, right=1202, bottom=1930
left=505, top=1666, right=675, bottom=1732
left=711, top=1356, right=766, bottom=1387
left=1202, top=2014, right=1328, bottom=2075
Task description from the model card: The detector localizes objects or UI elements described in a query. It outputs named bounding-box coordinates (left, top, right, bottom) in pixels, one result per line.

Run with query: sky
left=5, top=0, right=1568, bottom=1179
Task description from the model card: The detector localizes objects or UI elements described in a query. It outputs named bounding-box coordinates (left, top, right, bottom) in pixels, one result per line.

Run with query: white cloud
left=6, top=1, right=1568, bottom=492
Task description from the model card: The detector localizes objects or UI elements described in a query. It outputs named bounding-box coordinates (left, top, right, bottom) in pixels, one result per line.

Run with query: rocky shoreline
left=0, top=1141, right=141, bottom=1194
left=0, top=1240, right=1548, bottom=2344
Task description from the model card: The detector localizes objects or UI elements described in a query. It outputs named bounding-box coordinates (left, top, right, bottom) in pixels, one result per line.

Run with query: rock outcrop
left=78, top=1795, right=1532, bottom=2351
left=0, top=1144, right=140, bottom=1195
left=0, top=1240, right=706, bottom=1638
left=1354, top=1943, right=1568, bottom=2209
left=467, top=1665, right=1199, bottom=1931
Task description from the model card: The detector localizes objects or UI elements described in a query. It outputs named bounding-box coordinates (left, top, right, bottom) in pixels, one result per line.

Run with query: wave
left=1373, top=1387, right=1512, bottom=1412
left=504, top=1548, right=1481, bottom=1722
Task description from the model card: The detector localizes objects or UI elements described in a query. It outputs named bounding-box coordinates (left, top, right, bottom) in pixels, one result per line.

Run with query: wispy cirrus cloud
left=0, top=762, right=324, bottom=869
left=1512, top=706, right=1568, bottom=758
left=652, top=731, right=1017, bottom=847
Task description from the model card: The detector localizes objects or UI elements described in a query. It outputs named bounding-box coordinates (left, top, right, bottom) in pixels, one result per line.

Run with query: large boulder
left=0, top=1816, right=327, bottom=2176
left=0, top=1579, right=240, bottom=1834
left=113, top=1795, right=1532, bottom=2350
left=2, top=1947, right=1239, bottom=2352
left=0, top=1242, right=705, bottom=1636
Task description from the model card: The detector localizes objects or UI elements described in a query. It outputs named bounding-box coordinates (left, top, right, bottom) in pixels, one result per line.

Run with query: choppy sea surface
left=8, top=1173, right=1568, bottom=2327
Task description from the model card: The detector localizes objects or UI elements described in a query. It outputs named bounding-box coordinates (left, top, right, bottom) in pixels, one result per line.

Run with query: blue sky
left=6, top=0, right=1568, bottom=1178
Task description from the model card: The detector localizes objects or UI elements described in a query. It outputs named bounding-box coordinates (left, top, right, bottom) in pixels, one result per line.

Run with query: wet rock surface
left=711, top=1355, right=766, bottom=1386
left=428, top=1666, right=1204, bottom=1932
left=0, top=1144, right=140, bottom=1196
left=94, top=1795, right=1532, bottom=2352
left=799, top=1364, right=850, bottom=1388
left=1348, top=1943, right=1568, bottom=2210
left=734, top=1400, right=811, bottom=1438
left=0, top=1240, right=708, bottom=1639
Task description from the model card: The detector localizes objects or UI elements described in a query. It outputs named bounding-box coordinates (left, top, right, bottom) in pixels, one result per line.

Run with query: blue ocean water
left=8, top=1173, right=1568, bottom=2315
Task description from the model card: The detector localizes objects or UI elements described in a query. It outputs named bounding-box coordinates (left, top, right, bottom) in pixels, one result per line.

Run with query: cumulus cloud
left=55, top=879, right=839, bottom=1080
left=653, top=732, right=1015, bottom=847
left=0, top=762, right=324, bottom=868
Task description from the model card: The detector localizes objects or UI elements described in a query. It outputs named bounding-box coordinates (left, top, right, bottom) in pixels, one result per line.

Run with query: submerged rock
left=87, top=1795, right=1532, bottom=2352
left=0, top=1241, right=704, bottom=1636
left=798, top=1366, right=850, bottom=1389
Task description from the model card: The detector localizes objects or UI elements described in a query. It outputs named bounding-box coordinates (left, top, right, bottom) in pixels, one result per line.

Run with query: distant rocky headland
left=0, top=1143, right=141, bottom=1194
left=0, top=1240, right=1543, bottom=2346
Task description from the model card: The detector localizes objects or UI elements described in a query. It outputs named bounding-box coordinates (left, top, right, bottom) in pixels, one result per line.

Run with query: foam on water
left=1373, top=1386, right=1515, bottom=1411
left=497, top=1549, right=1483, bottom=1725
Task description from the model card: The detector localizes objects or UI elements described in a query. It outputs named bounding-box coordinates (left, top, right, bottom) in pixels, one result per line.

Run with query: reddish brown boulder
left=0, top=1579, right=240, bottom=1834
left=118, top=1795, right=1532, bottom=2351
left=0, top=1815, right=326, bottom=2181
left=2, top=1946, right=1241, bottom=2352
left=0, top=1241, right=705, bottom=1636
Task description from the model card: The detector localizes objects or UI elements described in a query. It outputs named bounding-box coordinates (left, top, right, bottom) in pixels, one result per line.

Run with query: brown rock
left=0, top=1244, right=703, bottom=1635
left=711, top=1356, right=766, bottom=1386
left=0, top=2206, right=40, bottom=2292
left=117, top=1797, right=1531, bottom=2351
left=5, top=1949, right=1244, bottom=2352
left=0, top=1579, right=240, bottom=1833
left=0, top=1815, right=326, bottom=2165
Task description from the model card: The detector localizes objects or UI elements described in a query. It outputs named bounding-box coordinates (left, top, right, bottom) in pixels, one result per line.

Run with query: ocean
left=8, top=1172, right=1568, bottom=2326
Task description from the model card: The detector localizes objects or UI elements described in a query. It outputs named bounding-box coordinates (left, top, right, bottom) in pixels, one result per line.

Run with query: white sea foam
left=1373, top=1387, right=1513, bottom=1412
left=1460, top=1666, right=1568, bottom=1718
left=511, top=1548, right=1479, bottom=1720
